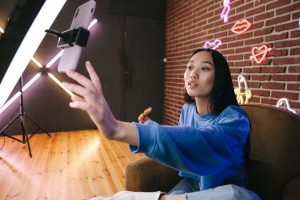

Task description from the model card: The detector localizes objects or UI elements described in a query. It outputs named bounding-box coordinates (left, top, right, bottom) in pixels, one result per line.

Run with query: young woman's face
left=184, top=51, right=215, bottom=99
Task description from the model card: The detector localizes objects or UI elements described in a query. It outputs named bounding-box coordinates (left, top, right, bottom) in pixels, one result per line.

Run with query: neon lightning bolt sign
left=220, top=0, right=230, bottom=23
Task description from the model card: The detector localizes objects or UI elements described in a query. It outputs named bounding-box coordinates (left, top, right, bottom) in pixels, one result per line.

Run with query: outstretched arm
left=62, top=61, right=138, bottom=146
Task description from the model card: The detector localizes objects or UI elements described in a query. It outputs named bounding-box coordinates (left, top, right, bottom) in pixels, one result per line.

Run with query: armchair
left=125, top=104, right=300, bottom=200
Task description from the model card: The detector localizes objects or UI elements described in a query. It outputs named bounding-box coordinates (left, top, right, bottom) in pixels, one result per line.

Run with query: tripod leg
left=24, top=114, right=51, bottom=137
left=0, top=114, right=24, bottom=143
left=21, top=115, right=32, bottom=158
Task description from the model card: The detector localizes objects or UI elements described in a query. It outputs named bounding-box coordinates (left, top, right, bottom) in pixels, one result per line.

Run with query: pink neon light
left=88, top=19, right=98, bottom=30
left=0, top=19, right=98, bottom=114
left=231, top=19, right=252, bottom=34
left=220, top=0, right=230, bottom=23
left=203, top=39, right=222, bottom=50
left=276, top=98, right=297, bottom=114
left=249, top=45, right=272, bottom=64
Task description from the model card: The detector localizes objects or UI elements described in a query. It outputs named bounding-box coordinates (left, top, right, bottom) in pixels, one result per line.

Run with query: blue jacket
left=130, top=103, right=250, bottom=190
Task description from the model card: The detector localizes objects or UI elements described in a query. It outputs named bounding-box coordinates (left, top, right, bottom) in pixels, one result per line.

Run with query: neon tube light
left=276, top=98, right=297, bottom=114
left=203, top=39, right=222, bottom=50
left=29, top=57, right=74, bottom=96
left=31, top=57, right=44, bottom=68
left=46, top=50, right=64, bottom=68
left=234, top=74, right=252, bottom=105
left=249, top=45, right=272, bottom=64
left=0, top=73, right=41, bottom=114
left=0, top=0, right=66, bottom=108
left=0, top=93, right=20, bottom=114
left=0, top=18, right=98, bottom=114
left=231, top=19, right=252, bottom=34
left=48, top=73, right=74, bottom=96
left=88, top=19, right=98, bottom=30
left=220, top=0, right=230, bottom=23
left=22, top=73, right=41, bottom=92
left=0, top=27, right=4, bottom=33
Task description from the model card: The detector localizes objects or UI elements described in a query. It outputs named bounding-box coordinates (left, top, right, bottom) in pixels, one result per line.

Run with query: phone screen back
left=57, top=0, right=96, bottom=72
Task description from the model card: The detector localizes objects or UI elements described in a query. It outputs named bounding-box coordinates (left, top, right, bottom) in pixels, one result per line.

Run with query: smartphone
left=57, top=0, right=96, bottom=72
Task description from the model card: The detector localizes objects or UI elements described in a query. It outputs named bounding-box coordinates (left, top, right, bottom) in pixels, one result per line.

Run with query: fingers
left=85, top=61, right=102, bottom=92
left=62, top=61, right=117, bottom=135
left=71, top=95, right=85, bottom=102
left=138, top=114, right=150, bottom=123
left=143, top=107, right=152, bottom=115
left=138, top=113, right=145, bottom=122
left=63, top=61, right=102, bottom=98
left=69, top=100, right=90, bottom=110
left=63, top=81, right=87, bottom=97
left=65, top=68, right=93, bottom=89
left=138, top=107, right=152, bottom=123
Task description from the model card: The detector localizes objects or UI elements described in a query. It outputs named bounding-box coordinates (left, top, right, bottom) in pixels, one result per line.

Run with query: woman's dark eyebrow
left=200, top=61, right=214, bottom=66
left=188, top=60, right=214, bottom=66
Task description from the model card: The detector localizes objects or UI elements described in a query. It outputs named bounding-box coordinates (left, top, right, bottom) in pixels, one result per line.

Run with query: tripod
left=0, top=76, right=50, bottom=158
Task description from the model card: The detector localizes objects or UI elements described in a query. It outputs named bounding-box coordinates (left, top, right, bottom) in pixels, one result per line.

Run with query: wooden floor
left=0, top=130, right=144, bottom=200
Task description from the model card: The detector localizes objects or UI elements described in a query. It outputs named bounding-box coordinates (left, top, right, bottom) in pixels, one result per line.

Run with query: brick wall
left=164, top=0, right=300, bottom=125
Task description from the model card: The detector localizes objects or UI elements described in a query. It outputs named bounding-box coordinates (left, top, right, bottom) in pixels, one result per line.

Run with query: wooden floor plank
left=0, top=130, right=144, bottom=200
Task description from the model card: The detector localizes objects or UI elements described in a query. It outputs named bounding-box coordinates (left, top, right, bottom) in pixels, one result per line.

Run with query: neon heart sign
left=249, top=45, right=272, bottom=64
left=220, top=0, right=230, bottom=23
left=203, top=39, right=222, bottom=50
left=231, top=19, right=252, bottom=34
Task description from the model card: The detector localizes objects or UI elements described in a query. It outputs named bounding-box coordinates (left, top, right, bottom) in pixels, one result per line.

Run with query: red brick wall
left=163, top=0, right=300, bottom=125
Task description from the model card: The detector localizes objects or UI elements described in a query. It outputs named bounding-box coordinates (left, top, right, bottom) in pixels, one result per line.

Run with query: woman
left=63, top=48, right=260, bottom=200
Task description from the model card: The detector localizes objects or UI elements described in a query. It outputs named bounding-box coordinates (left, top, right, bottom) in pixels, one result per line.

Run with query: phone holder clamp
left=45, top=27, right=90, bottom=49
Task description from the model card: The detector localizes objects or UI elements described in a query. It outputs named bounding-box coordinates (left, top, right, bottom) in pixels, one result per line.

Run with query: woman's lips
left=188, top=80, right=198, bottom=88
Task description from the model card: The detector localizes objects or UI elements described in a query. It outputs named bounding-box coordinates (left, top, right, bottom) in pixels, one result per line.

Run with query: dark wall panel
left=125, top=16, right=165, bottom=123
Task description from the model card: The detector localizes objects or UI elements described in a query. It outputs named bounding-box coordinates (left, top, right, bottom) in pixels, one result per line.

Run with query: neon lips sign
left=250, top=45, right=272, bottom=64
left=220, top=0, right=230, bottom=23
left=231, top=19, right=252, bottom=34
left=203, top=39, right=222, bottom=50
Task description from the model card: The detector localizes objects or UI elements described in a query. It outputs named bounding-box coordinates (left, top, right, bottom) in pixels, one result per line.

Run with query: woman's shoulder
left=217, top=105, right=248, bottom=122
left=223, top=105, right=244, bottom=113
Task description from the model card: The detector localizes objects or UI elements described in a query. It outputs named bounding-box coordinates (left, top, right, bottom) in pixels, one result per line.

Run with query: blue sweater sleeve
left=130, top=106, right=250, bottom=176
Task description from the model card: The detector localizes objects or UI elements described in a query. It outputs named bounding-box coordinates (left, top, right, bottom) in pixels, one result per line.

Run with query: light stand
left=0, top=75, right=50, bottom=158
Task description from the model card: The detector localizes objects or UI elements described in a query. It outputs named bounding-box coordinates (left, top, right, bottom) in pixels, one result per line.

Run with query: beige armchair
left=125, top=104, right=300, bottom=200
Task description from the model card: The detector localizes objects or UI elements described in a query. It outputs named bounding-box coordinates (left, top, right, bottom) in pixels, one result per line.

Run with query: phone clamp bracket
left=45, top=27, right=90, bottom=49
